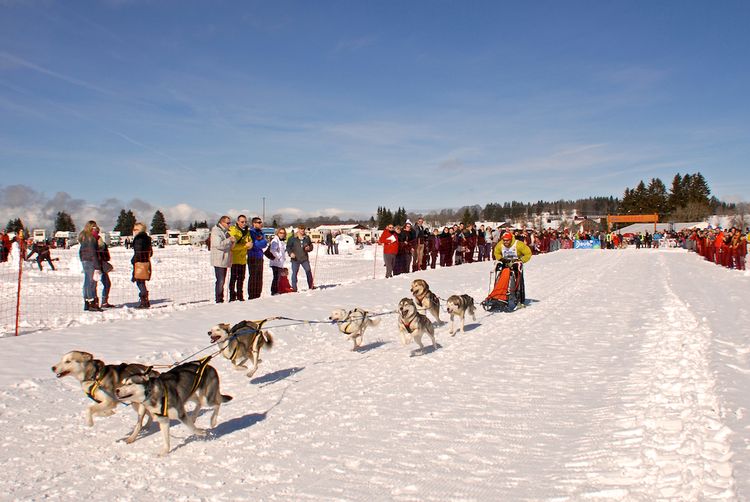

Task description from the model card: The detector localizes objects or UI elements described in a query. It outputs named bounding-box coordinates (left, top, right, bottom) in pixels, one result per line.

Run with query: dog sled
left=481, top=259, right=526, bottom=312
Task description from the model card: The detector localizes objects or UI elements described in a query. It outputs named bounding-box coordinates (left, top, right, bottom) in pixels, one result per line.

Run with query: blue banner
left=574, top=239, right=601, bottom=249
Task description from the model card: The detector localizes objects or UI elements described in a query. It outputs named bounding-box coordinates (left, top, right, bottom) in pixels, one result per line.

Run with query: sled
left=481, top=260, right=525, bottom=312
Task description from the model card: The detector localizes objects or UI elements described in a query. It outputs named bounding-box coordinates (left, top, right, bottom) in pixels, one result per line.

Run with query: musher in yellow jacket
left=486, top=232, right=531, bottom=311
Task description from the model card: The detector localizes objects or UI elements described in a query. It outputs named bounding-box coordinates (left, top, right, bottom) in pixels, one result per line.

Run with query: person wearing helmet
left=485, top=232, right=532, bottom=311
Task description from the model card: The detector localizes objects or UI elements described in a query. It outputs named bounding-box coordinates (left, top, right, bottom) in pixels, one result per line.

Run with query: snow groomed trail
left=0, top=249, right=748, bottom=501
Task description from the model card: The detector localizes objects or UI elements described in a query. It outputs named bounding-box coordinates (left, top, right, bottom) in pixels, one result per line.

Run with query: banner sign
left=574, top=239, right=601, bottom=249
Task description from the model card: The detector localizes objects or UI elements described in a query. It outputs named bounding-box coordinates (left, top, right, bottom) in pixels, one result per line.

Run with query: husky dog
left=410, top=279, right=441, bottom=323
left=397, top=297, right=436, bottom=352
left=52, top=350, right=158, bottom=440
left=329, top=308, right=381, bottom=350
left=116, top=357, right=232, bottom=455
left=208, top=320, right=274, bottom=378
left=445, top=294, right=477, bottom=336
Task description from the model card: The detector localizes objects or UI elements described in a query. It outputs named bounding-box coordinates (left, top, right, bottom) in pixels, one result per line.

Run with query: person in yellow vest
left=227, top=214, right=253, bottom=302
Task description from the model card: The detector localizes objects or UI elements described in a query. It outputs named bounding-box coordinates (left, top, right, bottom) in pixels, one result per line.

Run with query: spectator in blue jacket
left=247, top=216, right=268, bottom=299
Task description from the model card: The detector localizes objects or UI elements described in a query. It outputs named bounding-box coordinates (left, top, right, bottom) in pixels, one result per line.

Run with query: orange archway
left=607, top=214, right=658, bottom=232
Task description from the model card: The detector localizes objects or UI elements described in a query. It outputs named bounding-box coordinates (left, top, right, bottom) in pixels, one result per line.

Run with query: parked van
left=108, top=231, right=122, bottom=247
left=54, top=231, right=77, bottom=248
left=33, top=229, right=46, bottom=243
left=167, top=230, right=180, bottom=245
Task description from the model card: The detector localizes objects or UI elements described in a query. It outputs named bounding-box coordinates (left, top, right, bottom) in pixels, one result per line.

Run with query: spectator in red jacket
left=378, top=224, right=399, bottom=278
left=0, top=230, right=10, bottom=263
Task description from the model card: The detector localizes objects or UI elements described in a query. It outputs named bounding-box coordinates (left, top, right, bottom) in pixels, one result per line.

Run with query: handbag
left=133, top=261, right=152, bottom=281
left=263, top=246, right=275, bottom=260
left=92, top=269, right=102, bottom=282
left=102, top=261, right=114, bottom=274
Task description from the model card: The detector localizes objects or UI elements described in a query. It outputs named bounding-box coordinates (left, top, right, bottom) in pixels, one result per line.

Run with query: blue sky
left=1, top=0, right=748, bottom=225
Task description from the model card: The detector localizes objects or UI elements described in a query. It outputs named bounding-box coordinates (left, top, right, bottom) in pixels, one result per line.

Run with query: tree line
left=619, top=172, right=733, bottom=221
left=3, top=209, right=174, bottom=237
left=3, top=172, right=743, bottom=235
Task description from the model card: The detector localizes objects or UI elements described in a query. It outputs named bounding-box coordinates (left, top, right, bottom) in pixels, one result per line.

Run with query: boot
left=229, top=292, right=237, bottom=302
left=85, top=299, right=102, bottom=312
left=101, top=296, right=115, bottom=308
left=136, top=294, right=150, bottom=309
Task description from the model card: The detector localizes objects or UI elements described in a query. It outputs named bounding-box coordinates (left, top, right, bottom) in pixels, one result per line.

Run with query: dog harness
left=188, top=355, right=213, bottom=396
left=85, top=363, right=107, bottom=403
left=338, top=309, right=368, bottom=335
left=400, top=319, right=415, bottom=334
left=151, top=356, right=213, bottom=417
left=226, top=320, right=270, bottom=359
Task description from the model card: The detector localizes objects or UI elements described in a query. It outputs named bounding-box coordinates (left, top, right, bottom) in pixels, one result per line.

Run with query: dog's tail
left=261, top=331, right=274, bottom=349
left=221, top=394, right=233, bottom=403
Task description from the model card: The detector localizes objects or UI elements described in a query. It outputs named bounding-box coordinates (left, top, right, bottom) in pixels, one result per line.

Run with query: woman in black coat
left=131, top=222, right=153, bottom=309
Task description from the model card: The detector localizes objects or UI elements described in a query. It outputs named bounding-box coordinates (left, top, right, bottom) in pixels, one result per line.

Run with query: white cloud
left=0, top=184, right=218, bottom=232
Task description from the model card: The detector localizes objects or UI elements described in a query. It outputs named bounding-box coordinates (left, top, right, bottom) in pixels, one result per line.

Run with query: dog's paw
left=125, top=435, right=138, bottom=444
left=194, top=428, right=207, bottom=437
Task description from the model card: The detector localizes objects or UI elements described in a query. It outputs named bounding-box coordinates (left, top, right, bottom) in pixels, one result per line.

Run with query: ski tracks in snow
left=582, top=253, right=736, bottom=501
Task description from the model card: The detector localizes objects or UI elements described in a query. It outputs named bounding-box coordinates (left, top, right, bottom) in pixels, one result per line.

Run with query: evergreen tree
left=461, top=208, right=473, bottom=226
left=5, top=218, right=25, bottom=234
left=687, top=172, right=711, bottom=204
left=620, top=188, right=634, bottom=214
left=150, top=210, right=167, bottom=235
left=646, top=178, right=669, bottom=218
left=114, top=209, right=136, bottom=236
left=272, top=219, right=279, bottom=228
left=668, top=174, right=685, bottom=211
left=54, top=211, right=76, bottom=233
left=392, top=207, right=407, bottom=226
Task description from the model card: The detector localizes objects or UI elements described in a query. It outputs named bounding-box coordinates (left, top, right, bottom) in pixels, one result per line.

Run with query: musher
left=488, top=231, right=532, bottom=311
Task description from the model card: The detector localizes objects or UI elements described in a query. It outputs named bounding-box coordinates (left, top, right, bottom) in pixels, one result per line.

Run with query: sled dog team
left=53, top=279, right=478, bottom=454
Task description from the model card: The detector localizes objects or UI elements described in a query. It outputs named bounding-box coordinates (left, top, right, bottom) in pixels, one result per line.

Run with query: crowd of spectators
left=682, top=227, right=748, bottom=271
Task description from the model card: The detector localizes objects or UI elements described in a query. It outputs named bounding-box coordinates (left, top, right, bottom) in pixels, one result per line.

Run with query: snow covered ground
left=1, top=248, right=748, bottom=501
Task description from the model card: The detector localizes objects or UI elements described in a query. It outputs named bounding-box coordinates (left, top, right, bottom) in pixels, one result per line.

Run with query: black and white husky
left=116, top=358, right=232, bottom=455
left=397, top=297, right=436, bottom=352
left=329, top=308, right=381, bottom=350
left=52, top=350, right=158, bottom=441
left=208, top=320, right=274, bottom=378
left=445, top=294, right=477, bottom=336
